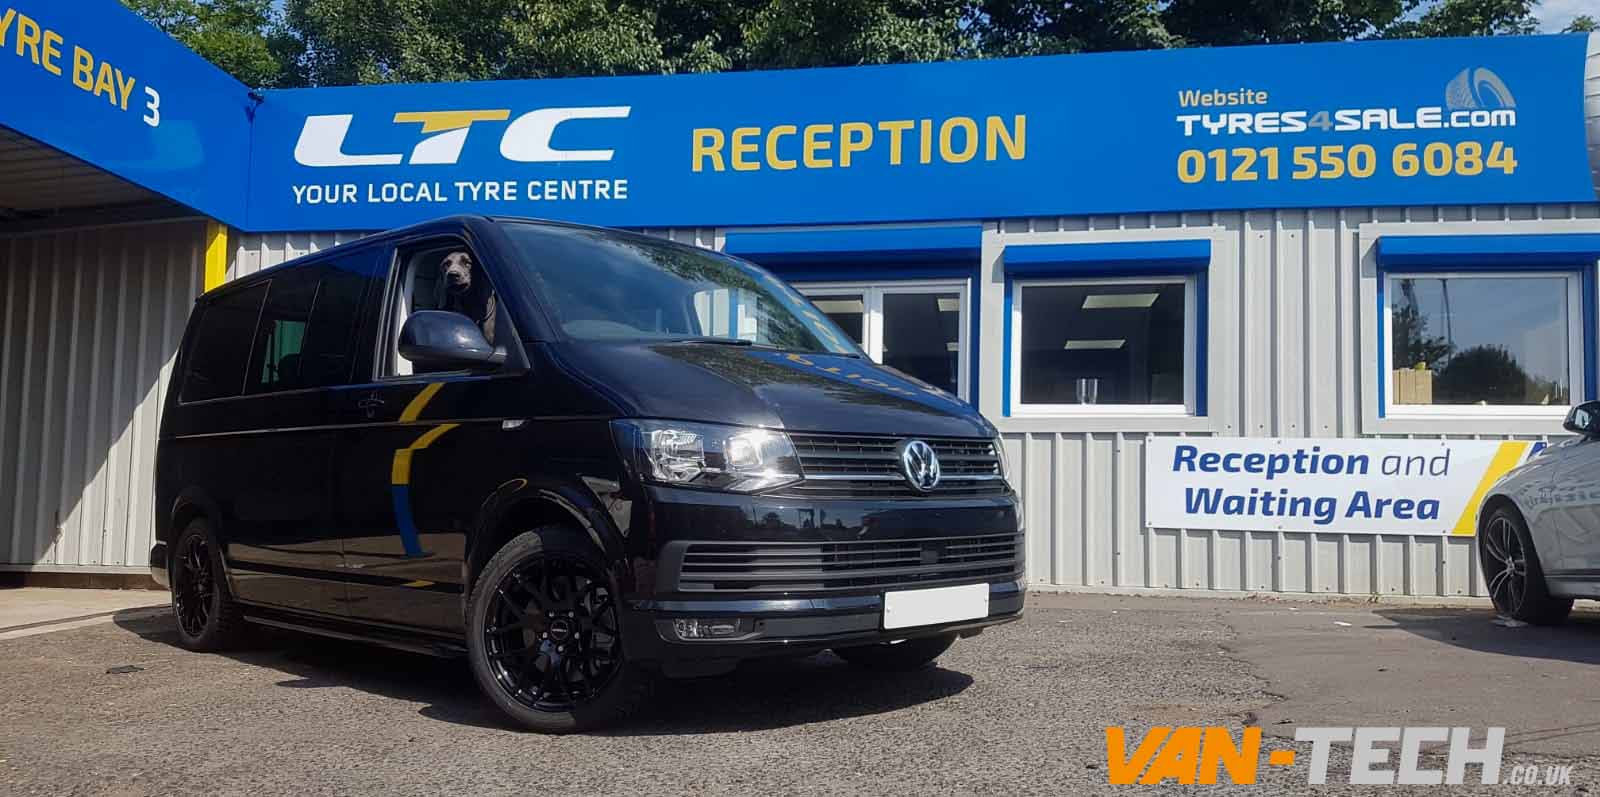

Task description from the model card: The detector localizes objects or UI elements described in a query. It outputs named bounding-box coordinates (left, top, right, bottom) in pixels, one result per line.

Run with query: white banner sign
left=1144, top=437, right=1542, bottom=536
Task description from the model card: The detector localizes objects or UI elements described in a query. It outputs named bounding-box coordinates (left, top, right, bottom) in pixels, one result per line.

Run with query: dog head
left=439, top=251, right=474, bottom=296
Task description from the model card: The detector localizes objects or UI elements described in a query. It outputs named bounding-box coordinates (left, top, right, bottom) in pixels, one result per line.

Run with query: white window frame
left=792, top=279, right=970, bottom=401
left=1009, top=275, right=1198, bottom=417
left=1382, top=269, right=1584, bottom=419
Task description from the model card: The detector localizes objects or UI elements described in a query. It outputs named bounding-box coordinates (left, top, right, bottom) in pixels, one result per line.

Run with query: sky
left=1536, top=0, right=1595, bottom=31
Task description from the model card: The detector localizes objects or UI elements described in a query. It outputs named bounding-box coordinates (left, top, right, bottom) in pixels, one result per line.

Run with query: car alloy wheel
left=1481, top=513, right=1527, bottom=616
left=482, top=555, right=622, bottom=712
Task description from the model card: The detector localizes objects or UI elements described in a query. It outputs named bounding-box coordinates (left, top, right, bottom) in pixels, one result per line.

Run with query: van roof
left=198, top=214, right=714, bottom=302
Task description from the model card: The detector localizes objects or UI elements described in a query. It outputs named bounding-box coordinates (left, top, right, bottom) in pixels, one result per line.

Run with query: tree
left=129, top=0, right=1559, bottom=87
left=1433, top=344, right=1563, bottom=406
left=1383, top=0, right=1539, bottom=38
left=738, top=0, right=974, bottom=68
left=1566, top=15, right=1598, bottom=32
left=122, top=0, right=295, bottom=87
left=1164, top=0, right=1412, bottom=46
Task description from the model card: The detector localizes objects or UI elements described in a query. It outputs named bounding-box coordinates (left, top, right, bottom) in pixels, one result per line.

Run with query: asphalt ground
left=2, top=592, right=1598, bottom=795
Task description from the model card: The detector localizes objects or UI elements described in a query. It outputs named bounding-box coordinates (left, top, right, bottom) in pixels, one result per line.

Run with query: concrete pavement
left=0, top=591, right=1595, bottom=795
left=0, top=587, right=167, bottom=641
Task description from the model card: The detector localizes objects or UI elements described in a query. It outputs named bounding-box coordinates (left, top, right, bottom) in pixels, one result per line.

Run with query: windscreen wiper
left=670, top=336, right=754, bottom=346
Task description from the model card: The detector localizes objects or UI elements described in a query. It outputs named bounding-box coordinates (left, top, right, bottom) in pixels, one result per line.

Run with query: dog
left=435, top=250, right=496, bottom=344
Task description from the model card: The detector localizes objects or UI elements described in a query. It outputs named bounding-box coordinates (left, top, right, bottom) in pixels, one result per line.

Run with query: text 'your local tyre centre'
left=3, top=0, right=1600, bottom=600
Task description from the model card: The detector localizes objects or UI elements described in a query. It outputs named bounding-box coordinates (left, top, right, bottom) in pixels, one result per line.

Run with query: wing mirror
left=398, top=310, right=506, bottom=371
left=1563, top=401, right=1600, bottom=437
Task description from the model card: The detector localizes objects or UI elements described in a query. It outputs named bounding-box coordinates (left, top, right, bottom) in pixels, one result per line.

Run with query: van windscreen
left=500, top=223, right=859, bottom=355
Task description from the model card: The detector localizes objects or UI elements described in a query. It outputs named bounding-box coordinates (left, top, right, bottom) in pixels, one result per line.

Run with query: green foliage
left=121, top=0, right=292, bottom=87
left=1383, top=0, right=1539, bottom=38
left=1565, top=14, right=1598, bottom=32
left=125, top=0, right=1564, bottom=88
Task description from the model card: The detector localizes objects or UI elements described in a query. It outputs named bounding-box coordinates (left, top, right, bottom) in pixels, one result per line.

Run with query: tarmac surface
left=2, top=591, right=1597, bottom=795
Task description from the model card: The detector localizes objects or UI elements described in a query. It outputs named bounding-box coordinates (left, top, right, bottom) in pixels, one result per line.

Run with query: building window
left=1010, top=277, right=1195, bottom=414
left=794, top=281, right=968, bottom=399
left=1385, top=271, right=1582, bottom=414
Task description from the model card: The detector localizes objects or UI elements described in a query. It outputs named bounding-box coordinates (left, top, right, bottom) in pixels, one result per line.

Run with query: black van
left=152, top=215, right=1024, bottom=732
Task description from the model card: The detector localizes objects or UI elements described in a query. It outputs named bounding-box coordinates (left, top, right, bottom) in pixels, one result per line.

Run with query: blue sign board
left=0, top=3, right=1592, bottom=233
left=0, top=1, right=254, bottom=226
left=245, top=33, right=1596, bottom=232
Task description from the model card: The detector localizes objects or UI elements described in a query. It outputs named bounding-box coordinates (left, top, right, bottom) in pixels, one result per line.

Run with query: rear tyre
left=1479, top=506, right=1572, bottom=625
left=170, top=518, right=246, bottom=651
left=466, top=526, right=652, bottom=733
left=833, top=633, right=956, bottom=671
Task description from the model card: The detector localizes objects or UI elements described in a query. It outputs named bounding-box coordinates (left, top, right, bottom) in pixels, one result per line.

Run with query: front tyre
left=1480, top=506, right=1572, bottom=625
left=465, top=527, right=651, bottom=733
left=833, top=633, right=956, bottom=671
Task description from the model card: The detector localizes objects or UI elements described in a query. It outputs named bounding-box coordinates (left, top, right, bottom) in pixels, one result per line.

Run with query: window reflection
left=1389, top=275, right=1570, bottom=407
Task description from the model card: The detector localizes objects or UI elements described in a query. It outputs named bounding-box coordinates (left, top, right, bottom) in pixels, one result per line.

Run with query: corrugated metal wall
left=0, top=219, right=206, bottom=572
left=231, top=230, right=374, bottom=280
left=989, top=205, right=1600, bottom=599
left=230, top=209, right=1600, bottom=600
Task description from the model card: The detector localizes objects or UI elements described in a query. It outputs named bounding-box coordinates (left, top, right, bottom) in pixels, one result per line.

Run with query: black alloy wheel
left=482, top=554, right=622, bottom=712
left=173, top=532, right=216, bottom=638
left=169, top=518, right=245, bottom=651
left=1478, top=506, right=1571, bottom=625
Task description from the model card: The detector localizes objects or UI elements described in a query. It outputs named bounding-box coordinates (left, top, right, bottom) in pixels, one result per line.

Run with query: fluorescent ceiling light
left=937, top=297, right=960, bottom=313
left=946, top=342, right=960, bottom=352
left=1082, top=293, right=1159, bottom=310
left=1064, top=339, right=1126, bottom=350
left=813, top=298, right=864, bottom=314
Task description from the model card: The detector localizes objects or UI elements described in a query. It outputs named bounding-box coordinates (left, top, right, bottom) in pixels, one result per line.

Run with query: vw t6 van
left=152, top=215, right=1024, bottom=732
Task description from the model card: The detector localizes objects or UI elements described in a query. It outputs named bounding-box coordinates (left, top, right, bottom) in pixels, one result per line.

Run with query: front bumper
left=624, top=579, right=1025, bottom=677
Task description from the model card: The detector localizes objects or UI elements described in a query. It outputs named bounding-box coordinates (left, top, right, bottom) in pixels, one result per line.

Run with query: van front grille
left=779, top=433, right=1009, bottom=498
left=673, top=532, right=1023, bottom=594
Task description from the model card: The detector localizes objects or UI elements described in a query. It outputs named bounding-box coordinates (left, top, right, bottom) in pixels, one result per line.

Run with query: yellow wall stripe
left=1450, top=441, right=1530, bottom=536
left=203, top=220, right=228, bottom=292
left=399, top=382, right=444, bottom=422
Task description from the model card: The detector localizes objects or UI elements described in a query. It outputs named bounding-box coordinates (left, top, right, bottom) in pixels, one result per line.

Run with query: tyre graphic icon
left=1445, top=66, right=1516, bottom=110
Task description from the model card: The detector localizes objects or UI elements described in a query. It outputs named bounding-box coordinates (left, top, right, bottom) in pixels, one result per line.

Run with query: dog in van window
left=435, top=250, right=496, bottom=344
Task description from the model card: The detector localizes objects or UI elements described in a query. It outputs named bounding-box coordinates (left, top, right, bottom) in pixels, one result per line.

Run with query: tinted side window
left=181, top=282, right=268, bottom=403
left=247, top=272, right=318, bottom=394
left=298, top=260, right=372, bottom=388
left=244, top=257, right=378, bottom=395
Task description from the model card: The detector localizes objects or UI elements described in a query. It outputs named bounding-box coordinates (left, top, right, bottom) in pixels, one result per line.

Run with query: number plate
left=882, top=583, right=989, bottom=630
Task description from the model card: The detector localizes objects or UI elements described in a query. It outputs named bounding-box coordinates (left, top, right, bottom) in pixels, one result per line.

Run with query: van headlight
left=613, top=420, right=801, bottom=493
left=993, top=434, right=1014, bottom=490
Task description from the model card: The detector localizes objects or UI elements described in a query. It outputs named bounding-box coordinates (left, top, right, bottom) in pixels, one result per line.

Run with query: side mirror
left=398, top=310, right=506, bottom=371
left=1563, top=401, right=1600, bottom=437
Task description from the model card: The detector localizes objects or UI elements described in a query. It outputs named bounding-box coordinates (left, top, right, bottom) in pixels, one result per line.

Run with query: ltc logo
left=294, top=107, right=632, bottom=167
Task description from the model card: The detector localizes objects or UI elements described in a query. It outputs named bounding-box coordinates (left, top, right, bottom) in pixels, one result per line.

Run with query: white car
left=1476, top=401, right=1600, bottom=624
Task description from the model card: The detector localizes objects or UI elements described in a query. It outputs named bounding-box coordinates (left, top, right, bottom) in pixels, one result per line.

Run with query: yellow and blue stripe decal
left=389, top=383, right=454, bottom=557
left=1449, top=440, right=1539, bottom=536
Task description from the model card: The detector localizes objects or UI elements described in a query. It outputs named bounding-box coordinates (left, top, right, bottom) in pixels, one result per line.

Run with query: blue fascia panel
left=724, top=225, right=983, bottom=267
left=1377, top=234, right=1600, bottom=269
left=1003, top=239, right=1211, bottom=276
